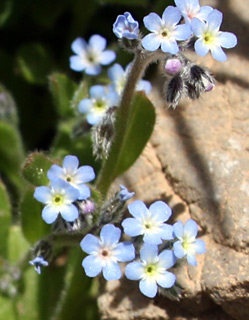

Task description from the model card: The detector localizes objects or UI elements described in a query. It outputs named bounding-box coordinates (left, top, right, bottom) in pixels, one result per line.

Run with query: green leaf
left=7, top=226, right=29, bottom=264
left=0, top=84, right=18, bottom=126
left=0, top=296, right=16, bottom=320
left=0, top=180, right=11, bottom=258
left=97, top=92, right=156, bottom=194
left=21, top=152, right=53, bottom=186
left=49, top=73, right=78, bottom=117
left=17, top=43, right=54, bottom=85
left=0, top=121, right=25, bottom=194
left=20, top=187, right=50, bottom=244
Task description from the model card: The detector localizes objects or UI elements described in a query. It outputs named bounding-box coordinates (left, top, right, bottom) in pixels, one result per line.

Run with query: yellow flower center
left=145, top=264, right=157, bottom=276
left=52, top=194, right=64, bottom=206
left=203, top=32, right=214, bottom=44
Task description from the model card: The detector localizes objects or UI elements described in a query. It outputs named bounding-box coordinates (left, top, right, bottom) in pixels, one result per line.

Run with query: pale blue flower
left=47, top=155, right=95, bottom=200
left=192, top=9, right=237, bottom=62
left=78, top=85, right=119, bottom=125
left=81, top=224, right=135, bottom=280
left=125, top=244, right=176, bottom=298
left=118, top=185, right=135, bottom=202
left=174, top=0, right=213, bottom=24
left=142, top=6, right=192, bottom=54
left=173, top=219, right=206, bottom=266
left=108, top=63, right=152, bottom=98
left=69, top=35, right=116, bottom=75
left=34, top=179, right=80, bottom=224
left=122, top=200, right=173, bottom=245
left=113, top=12, right=139, bottom=40
left=29, top=256, right=48, bottom=274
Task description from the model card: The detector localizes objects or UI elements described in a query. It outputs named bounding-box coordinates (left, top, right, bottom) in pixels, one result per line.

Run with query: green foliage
left=20, top=187, right=50, bottom=244
left=0, top=181, right=11, bottom=258
left=21, top=152, right=53, bottom=186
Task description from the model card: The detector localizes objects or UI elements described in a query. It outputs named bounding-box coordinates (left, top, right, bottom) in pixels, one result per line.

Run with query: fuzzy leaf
left=0, top=180, right=11, bottom=258
left=49, top=73, right=78, bottom=117
left=20, top=187, right=50, bottom=243
left=21, top=152, right=53, bottom=186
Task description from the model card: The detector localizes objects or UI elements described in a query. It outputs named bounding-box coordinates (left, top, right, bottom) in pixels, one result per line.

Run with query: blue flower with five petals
left=173, top=219, right=206, bottom=266
left=192, top=9, right=237, bottom=62
left=174, top=0, right=213, bottom=24
left=125, top=244, right=176, bottom=298
left=47, top=155, right=95, bottom=200
left=122, top=200, right=173, bottom=245
left=34, top=178, right=80, bottom=224
left=69, top=35, right=116, bottom=75
left=142, top=6, right=192, bottom=54
left=80, top=224, right=135, bottom=280
left=29, top=256, right=48, bottom=274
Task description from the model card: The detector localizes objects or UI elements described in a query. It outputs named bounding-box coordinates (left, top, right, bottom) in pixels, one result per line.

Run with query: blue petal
left=194, top=239, right=206, bottom=254
left=100, top=224, right=121, bottom=246
left=128, top=200, right=148, bottom=219
left=103, top=261, right=122, bottom=280
left=82, top=255, right=102, bottom=277
left=158, top=250, right=176, bottom=269
left=85, top=64, right=101, bottom=76
left=90, top=85, right=106, bottom=99
left=51, top=178, right=71, bottom=193
left=47, top=164, right=63, bottom=181
left=149, top=201, right=172, bottom=222
left=191, top=18, right=206, bottom=37
left=60, top=204, right=79, bottom=222
left=75, top=166, right=95, bottom=183
left=194, top=38, right=209, bottom=56
left=219, top=32, right=237, bottom=48
left=162, top=6, right=182, bottom=26
left=174, top=24, right=192, bottom=40
left=173, top=221, right=184, bottom=238
left=199, top=6, right=213, bottom=20
left=159, top=224, right=173, bottom=240
left=156, top=271, right=176, bottom=288
left=78, top=99, right=92, bottom=114
left=34, top=186, right=52, bottom=204
left=125, top=261, right=143, bottom=280
left=80, top=234, right=100, bottom=254
left=206, top=9, right=222, bottom=31
left=122, top=217, right=143, bottom=237
left=137, top=80, right=152, bottom=94
left=69, top=56, right=85, bottom=72
left=139, top=278, right=157, bottom=298
left=173, top=240, right=185, bottom=258
left=42, top=205, right=59, bottom=224
left=143, top=232, right=162, bottom=245
left=114, top=242, right=135, bottom=262
left=161, top=40, right=179, bottom=54
left=77, top=184, right=91, bottom=200
left=108, top=63, right=124, bottom=82
left=64, top=186, right=80, bottom=202
left=184, top=219, right=198, bottom=239
left=140, top=244, right=158, bottom=263
left=71, top=37, right=87, bottom=55
left=99, top=51, right=116, bottom=65
left=86, top=112, right=103, bottom=125
left=89, top=34, right=106, bottom=52
left=63, top=155, right=79, bottom=172
left=143, top=13, right=162, bottom=32
left=187, top=253, right=197, bottom=266
left=142, top=33, right=161, bottom=51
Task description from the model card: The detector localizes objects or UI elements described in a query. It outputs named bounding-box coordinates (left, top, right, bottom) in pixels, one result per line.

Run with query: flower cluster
left=81, top=200, right=206, bottom=298
left=34, top=155, right=95, bottom=224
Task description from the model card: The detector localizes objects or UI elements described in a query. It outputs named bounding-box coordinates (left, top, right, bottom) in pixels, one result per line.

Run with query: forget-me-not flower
left=118, top=185, right=135, bottom=202
left=108, top=63, right=152, bottom=98
left=122, top=200, right=173, bottom=245
left=192, top=9, right=237, bottom=62
left=81, top=224, right=135, bottom=280
left=113, top=12, right=139, bottom=40
left=125, top=244, right=176, bottom=298
left=78, top=85, right=119, bottom=125
left=69, top=35, right=116, bottom=75
left=34, top=178, right=80, bottom=224
left=47, top=155, right=95, bottom=200
left=29, top=256, right=48, bottom=274
left=142, top=6, right=192, bottom=54
left=173, top=219, right=206, bottom=266
left=174, top=0, right=213, bottom=24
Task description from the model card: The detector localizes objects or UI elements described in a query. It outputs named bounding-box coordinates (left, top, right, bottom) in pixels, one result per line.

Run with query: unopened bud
left=165, top=58, right=182, bottom=74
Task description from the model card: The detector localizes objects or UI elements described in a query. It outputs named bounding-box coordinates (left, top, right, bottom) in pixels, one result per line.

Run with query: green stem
left=96, top=49, right=165, bottom=196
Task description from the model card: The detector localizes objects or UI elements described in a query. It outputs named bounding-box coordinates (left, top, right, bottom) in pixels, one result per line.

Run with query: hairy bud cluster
left=92, top=106, right=117, bottom=159
left=164, top=55, right=215, bottom=108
